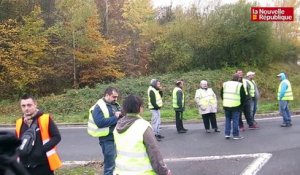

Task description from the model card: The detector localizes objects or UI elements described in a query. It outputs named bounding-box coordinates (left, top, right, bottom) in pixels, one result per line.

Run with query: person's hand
left=167, top=169, right=172, bottom=175
left=115, top=111, right=122, bottom=118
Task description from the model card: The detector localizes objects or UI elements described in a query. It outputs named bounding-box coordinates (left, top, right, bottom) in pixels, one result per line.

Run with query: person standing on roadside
left=236, top=70, right=258, bottom=130
left=221, top=74, right=246, bottom=140
left=114, top=95, right=172, bottom=175
left=195, top=80, right=220, bottom=133
left=246, top=71, right=260, bottom=124
left=277, top=72, right=293, bottom=127
left=87, top=87, right=122, bottom=175
left=147, top=79, right=164, bottom=141
left=172, top=80, right=188, bottom=133
left=15, top=94, right=62, bottom=175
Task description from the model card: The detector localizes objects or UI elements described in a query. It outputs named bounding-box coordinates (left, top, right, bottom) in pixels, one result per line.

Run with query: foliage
left=151, top=2, right=277, bottom=72
left=0, top=7, right=49, bottom=97
left=0, top=0, right=299, bottom=100
left=55, top=0, right=124, bottom=87
left=1, top=63, right=299, bottom=124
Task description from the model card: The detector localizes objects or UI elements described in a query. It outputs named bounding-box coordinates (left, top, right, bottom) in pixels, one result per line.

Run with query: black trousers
left=239, top=99, right=254, bottom=127
left=202, top=113, right=218, bottom=130
left=175, top=111, right=184, bottom=131
left=26, top=164, right=53, bottom=175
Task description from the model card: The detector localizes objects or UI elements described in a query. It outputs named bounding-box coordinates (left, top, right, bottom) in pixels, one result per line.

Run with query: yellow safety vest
left=197, top=88, right=217, bottom=108
left=247, top=79, right=255, bottom=97
left=147, top=86, right=163, bottom=109
left=222, top=81, right=242, bottom=107
left=172, top=87, right=184, bottom=108
left=277, top=79, right=293, bottom=100
left=87, top=98, right=110, bottom=137
left=113, top=117, right=155, bottom=175
left=16, top=114, right=62, bottom=171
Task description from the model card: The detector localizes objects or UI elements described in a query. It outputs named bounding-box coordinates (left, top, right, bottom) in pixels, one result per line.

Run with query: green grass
left=56, top=166, right=101, bottom=175
left=0, top=62, right=299, bottom=124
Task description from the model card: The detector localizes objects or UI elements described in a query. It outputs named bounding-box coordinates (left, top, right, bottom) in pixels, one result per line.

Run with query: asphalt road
left=1, top=115, right=300, bottom=175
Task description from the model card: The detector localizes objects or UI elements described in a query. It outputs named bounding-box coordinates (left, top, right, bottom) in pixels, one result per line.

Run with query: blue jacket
left=278, top=73, right=288, bottom=100
left=92, top=100, right=120, bottom=141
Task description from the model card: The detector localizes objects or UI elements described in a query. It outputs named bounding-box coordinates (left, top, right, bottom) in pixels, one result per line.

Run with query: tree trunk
left=72, top=30, right=78, bottom=88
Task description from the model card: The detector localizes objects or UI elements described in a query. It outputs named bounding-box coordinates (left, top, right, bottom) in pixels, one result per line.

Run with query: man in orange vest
left=15, top=94, right=62, bottom=175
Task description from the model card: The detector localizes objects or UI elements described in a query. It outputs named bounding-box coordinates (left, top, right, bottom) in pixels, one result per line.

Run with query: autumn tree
left=0, top=7, right=49, bottom=97
left=55, top=0, right=123, bottom=88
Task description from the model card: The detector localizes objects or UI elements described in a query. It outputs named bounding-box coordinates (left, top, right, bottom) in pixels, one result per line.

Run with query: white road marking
left=63, top=153, right=272, bottom=175
left=63, top=160, right=99, bottom=166
left=241, top=153, right=272, bottom=175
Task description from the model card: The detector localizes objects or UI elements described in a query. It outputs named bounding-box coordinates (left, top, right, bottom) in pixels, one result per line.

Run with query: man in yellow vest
left=221, top=74, right=246, bottom=140
left=147, top=79, right=164, bottom=141
left=113, top=95, right=172, bottom=175
left=277, top=72, right=293, bottom=127
left=87, top=87, right=122, bottom=175
left=15, top=94, right=62, bottom=175
left=172, top=80, right=188, bottom=133
left=246, top=71, right=260, bottom=125
left=236, top=69, right=258, bottom=130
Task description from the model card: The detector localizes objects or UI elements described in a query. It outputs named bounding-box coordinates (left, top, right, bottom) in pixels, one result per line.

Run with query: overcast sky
left=151, top=0, right=274, bottom=8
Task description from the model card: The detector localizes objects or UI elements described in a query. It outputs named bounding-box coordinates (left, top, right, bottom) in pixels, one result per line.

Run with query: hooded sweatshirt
left=115, top=114, right=169, bottom=175
left=278, top=73, right=289, bottom=100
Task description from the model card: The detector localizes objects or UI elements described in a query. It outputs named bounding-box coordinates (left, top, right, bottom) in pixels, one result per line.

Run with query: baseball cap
left=277, top=73, right=284, bottom=77
left=246, top=71, right=255, bottom=76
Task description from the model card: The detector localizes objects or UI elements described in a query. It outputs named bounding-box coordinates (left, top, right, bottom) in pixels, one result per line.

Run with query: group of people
left=12, top=70, right=293, bottom=175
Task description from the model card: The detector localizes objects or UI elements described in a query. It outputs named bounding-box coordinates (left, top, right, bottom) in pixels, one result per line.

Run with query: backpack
left=18, top=121, right=37, bottom=156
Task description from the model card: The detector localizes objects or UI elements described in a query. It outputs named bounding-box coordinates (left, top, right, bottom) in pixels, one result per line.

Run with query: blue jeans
left=225, top=110, right=240, bottom=137
left=279, top=100, right=292, bottom=124
left=99, top=140, right=116, bottom=175
left=250, top=98, right=257, bottom=121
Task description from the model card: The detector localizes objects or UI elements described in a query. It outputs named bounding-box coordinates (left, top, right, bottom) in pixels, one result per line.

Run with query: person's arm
left=176, top=90, right=183, bottom=109
left=92, top=105, right=117, bottom=128
left=240, top=85, right=246, bottom=107
left=279, top=82, right=288, bottom=100
left=43, top=117, right=61, bottom=152
left=150, top=90, right=160, bottom=109
left=159, top=90, right=163, bottom=98
left=220, top=87, right=224, bottom=100
left=143, top=127, right=170, bottom=175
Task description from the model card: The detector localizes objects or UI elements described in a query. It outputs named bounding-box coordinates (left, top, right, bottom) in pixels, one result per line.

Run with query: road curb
left=1, top=111, right=299, bottom=128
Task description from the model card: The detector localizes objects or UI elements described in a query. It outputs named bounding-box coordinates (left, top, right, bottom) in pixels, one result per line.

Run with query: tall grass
left=0, top=63, right=299, bottom=124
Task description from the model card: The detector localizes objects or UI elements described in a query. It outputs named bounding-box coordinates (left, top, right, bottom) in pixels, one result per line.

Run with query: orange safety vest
left=16, top=114, right=62, bottom=171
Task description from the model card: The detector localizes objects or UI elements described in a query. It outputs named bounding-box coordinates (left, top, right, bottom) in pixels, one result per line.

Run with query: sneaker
left=239, top=127, right=245, bottom=132
left=281, top=123, right=292, bottom=127
left=248, top=125, right=259, bottom=130
left=214, top=128, right=221, bottom=132
left=155, top=137, right=162, bottom=142
left=155, top=134, right=165, bottom=139
left=232, top=136, right=244, bottom=140
left=225, top=135, right=230, bottom=139
left=205, top=129, right=211, bottom=133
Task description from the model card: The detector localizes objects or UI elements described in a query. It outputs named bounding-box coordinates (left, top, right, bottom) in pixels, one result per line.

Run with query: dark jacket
left=174, top=88, right=185, bottom=112
left=115, top=114, right=169, bottom=175
left=92, top=99, right=121, bottom=141
left=149, top=85, right=163, bottom=110
left=18, top=111, right=61, bottom=168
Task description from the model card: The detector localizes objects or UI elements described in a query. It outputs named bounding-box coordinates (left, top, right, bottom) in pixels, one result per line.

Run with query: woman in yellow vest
left=114, top=95, right=172, bottom=175
left=15, top=94, right=62, bottom=175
